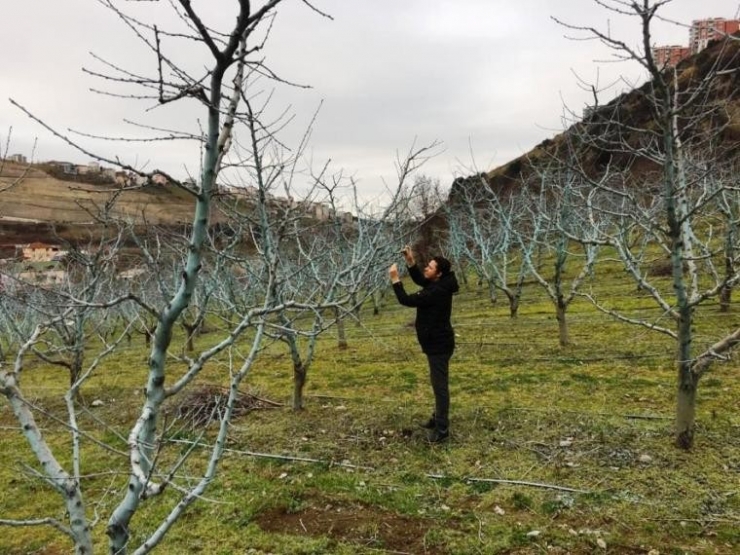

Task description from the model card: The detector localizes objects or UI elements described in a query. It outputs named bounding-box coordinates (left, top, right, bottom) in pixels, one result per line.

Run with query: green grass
left=1, top=277, right=740, bottom=554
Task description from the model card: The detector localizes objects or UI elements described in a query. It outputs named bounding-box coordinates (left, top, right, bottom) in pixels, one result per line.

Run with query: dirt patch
left=254, top=499, right=451, bottom=554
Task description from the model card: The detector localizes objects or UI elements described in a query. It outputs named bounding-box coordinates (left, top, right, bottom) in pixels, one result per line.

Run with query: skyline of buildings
left=653, top=17, right=740, bottom=68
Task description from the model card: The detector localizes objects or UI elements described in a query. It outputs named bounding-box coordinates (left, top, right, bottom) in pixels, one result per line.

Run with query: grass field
left=1, top=271, right=739, bottom=554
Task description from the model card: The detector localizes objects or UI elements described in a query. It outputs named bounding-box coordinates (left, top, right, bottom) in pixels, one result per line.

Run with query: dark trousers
left=426, top=352, right=452, bottom=431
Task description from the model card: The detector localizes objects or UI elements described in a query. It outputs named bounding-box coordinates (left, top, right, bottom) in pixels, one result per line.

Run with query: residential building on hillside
left=22, top=242, right=65, bottom=262
left=7, top=153, right=27, bottom=164
left=151, top=173, right=168, bottom=185
left=48, top=161, right=78, bottom=174
left=652, top=16, right=740, bottom=68
left=115, top=171, right=132, bottom=186
left=652, top=45, right=691, bottom=68
left=690, top=17, right=740, bottom=53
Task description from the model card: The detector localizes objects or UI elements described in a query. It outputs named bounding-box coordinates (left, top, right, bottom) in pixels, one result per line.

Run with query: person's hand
left=389, top=263, right=400, bottom=283
left=401, top=245, right=415, bottom=266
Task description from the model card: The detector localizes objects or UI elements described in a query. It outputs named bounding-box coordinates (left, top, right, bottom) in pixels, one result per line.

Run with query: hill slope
left=0, top=163, right=196, bottom=224
left=0, top=163, right=205, bottom=243
left=476, top=35, right=740, bottom=196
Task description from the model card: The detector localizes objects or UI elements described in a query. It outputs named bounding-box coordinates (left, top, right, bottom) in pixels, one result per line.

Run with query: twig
left=427, top=473, right=591, bottom=494
left=0, top=518, right=73, bottom=538
left=504, top=406, right=671, bottom=420
left=172, top=441, right=592, bottom=493
left=166, top=439, right=374, bottom=470
left=645, top=516, right=740, bottom=524
left=250, top=393, right=283, bottom=407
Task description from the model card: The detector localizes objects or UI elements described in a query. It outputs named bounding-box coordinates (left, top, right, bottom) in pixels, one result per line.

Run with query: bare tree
left=712, top=161, right=740, bottom=312
left=28, top=235, right=126, bottom=389
left=555, top=0, right=740, bottom=448
left=446, top=174, right=532, bottom=316
left=407, top=173, right=446, bottom=258
left=285, top=164, right=425, bottom=409
left=0, top=2, right=337, bottom=553
left=518, top=161, right=601, bottom=346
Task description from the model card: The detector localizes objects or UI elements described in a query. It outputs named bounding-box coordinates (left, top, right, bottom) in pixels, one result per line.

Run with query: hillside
left=0, top=163, right=197, bottom=223
left=475, top=35, right=740, bottom=197
left=0, top=162, right=206, bottom=244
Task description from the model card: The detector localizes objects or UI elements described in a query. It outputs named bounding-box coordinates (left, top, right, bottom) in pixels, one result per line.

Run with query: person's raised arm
left=401, top=245, right=415, bottom=267
left=402, top=246, right=429, bottom=286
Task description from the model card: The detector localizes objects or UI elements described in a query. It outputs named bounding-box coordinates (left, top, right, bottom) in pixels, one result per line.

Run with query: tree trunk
left=505, top=290, right=519, bottom=318
left=488, top=281, right=497, bottom=305
left=351, top=292, right=361, bottom=326
left=675, top=303, right=697, bottom=450
left=336, top=308, right=348, bottom=350
left=556, top=301, right=569, bottom=346
left=458, top=265, right=469, bottom=288
left=70, top=351, right=83, bottom=391
left=292, top=363, right=306, bottom=411
left=140, top=328, right=152, bottom=348
left=720, top=234, right=734, bottom=313
left=719, top=256, right=735, bottom=312
left=476, top=275, right=484, bottom=294
left=183, top=323, right=196, bottom=353
left=675, top=370, right=697, bottom=449
left=719, top=284, right=731, bottom=313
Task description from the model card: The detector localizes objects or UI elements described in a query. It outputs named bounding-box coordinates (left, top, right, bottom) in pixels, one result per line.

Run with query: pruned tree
left=284, top=157, right=426, bottom=410
left=36, top=236, right=127, bottom=389
left=517, top=161, right=601, bottom=346
left=0, top=2, right=338, bottom=553
left=712, top=161, right=740, bottom=312
left=555, top=0, right=740, bottom=448
left=446, top=173, right=532, bottom=316
left=406, top=173, right=446, bottom=258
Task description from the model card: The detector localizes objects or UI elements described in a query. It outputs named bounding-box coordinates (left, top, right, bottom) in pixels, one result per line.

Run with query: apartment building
left=652, top=16, right=739, bottom=68
left=690, top=17, right=740, bottom=54
left=652, top=45, right=691, bottom=68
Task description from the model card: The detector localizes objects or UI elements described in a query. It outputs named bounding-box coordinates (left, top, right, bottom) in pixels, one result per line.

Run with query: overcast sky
left=2, top=0, right=738, bottom=202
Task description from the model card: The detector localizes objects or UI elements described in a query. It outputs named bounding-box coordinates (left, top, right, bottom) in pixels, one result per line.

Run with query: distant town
left=0, top=156, right=355, bottom=225
left=4, top=154, right=190, bottom=188
left=0, top=242, right=117, bottom=288
left=0, top=155, right=358, bottom=288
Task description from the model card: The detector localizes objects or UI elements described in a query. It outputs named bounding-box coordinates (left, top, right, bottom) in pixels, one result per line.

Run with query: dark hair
left=432, top=255, right=452, bottom=277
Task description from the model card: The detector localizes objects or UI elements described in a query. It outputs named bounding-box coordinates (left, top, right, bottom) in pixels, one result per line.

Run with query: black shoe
left=427, top=428, right=449, bottom=443
left=420, top=417, right=436, bottom=429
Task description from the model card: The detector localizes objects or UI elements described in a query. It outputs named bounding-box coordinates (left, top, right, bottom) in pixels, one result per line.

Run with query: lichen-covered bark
left=1, top=373, right=93, bottom=554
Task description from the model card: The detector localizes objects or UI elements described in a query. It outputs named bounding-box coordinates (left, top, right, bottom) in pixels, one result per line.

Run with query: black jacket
left=392, top=264, right=459, bottom=355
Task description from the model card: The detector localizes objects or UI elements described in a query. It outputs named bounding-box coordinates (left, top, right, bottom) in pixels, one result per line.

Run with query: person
left=389, top=246, right=459, bottom=443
